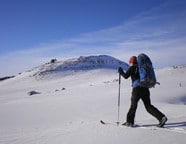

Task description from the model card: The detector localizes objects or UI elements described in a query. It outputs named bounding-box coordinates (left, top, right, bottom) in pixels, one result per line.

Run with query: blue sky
left=0, top=0, right=186, bottom=76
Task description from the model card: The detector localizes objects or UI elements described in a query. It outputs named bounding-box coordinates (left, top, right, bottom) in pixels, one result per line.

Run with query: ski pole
left=117, top=73, right=121, bottom=126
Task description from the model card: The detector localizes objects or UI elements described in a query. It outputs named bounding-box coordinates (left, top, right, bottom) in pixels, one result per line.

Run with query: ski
left=100, top=120, right=107, bottom=124
left=100, top=120, right=121, bottom=126
left=100, top=120, right=136, bottom=127
left=100, top=120, right=117, bottom=126
left=100, top=120, right=139, bottom=127
left=100, top=120, right=186, bottom=134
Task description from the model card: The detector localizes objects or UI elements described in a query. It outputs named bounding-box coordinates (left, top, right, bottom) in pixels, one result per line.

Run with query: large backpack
left=137, top=53, right=157, bottom=88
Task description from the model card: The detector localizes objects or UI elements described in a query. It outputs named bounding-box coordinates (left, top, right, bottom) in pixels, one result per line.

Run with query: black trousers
left=127, top=87, right=165, bottom=124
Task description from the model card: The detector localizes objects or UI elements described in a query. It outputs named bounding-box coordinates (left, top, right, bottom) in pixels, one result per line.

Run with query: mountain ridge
left=32, top=55, right=129, bottom=79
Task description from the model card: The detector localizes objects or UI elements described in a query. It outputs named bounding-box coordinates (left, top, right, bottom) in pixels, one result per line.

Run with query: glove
left=118, top=67, right=124, bottom=74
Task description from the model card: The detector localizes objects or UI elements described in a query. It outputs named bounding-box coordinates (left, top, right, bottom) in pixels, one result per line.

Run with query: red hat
left=129, top=56, right=137, bottom=64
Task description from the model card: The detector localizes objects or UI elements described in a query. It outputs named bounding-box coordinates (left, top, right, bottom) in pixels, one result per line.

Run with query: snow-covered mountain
left=31, top=55, right=128, bottom=79
left=0, top=56, right=186, bottom=144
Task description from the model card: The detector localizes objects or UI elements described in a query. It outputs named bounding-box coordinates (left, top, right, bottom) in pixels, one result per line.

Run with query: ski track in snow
left=100, top=119, right=186, bottom=134
left=138, top=124, right=186, bottom=134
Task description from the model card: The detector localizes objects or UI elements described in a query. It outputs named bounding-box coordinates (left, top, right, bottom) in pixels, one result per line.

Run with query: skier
left=118, top=56, right=167, bottom=127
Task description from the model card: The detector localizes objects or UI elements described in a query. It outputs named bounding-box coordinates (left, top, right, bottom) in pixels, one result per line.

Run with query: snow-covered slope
left=31, top=55, right=128, bottom=79
left=0, top=56, right=186, bottom=144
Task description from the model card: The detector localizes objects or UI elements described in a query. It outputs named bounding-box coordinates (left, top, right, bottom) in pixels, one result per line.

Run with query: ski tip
left=100, top=120, right=106, bottom=124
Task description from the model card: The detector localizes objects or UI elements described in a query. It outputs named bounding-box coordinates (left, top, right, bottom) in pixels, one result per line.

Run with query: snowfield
left=0, top=56, right=186, bottom=144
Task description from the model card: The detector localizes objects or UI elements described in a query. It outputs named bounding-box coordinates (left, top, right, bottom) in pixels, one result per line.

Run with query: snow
left=0, top=56, right=186, bottom=144
left=32, top=55, right=128, bottom=80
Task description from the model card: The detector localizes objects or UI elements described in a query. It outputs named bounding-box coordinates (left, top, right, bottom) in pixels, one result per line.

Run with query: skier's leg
left=126, top=88, right=140, bottom=124
left=141, top=88, right=165, bottom=121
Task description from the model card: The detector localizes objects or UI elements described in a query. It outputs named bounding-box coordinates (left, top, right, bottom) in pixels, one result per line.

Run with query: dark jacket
left=120, top=65, right=140, bottom=88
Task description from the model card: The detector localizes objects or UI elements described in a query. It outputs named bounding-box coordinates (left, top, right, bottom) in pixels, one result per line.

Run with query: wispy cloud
left=0, top=0, right=186, bottom=76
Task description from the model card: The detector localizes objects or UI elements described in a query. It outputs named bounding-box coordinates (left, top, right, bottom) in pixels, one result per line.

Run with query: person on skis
left=118, top=56, right=167, bottom=127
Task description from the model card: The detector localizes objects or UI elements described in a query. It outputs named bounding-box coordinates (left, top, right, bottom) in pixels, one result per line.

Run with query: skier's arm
left=118, top=67, right=131, bottom=79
